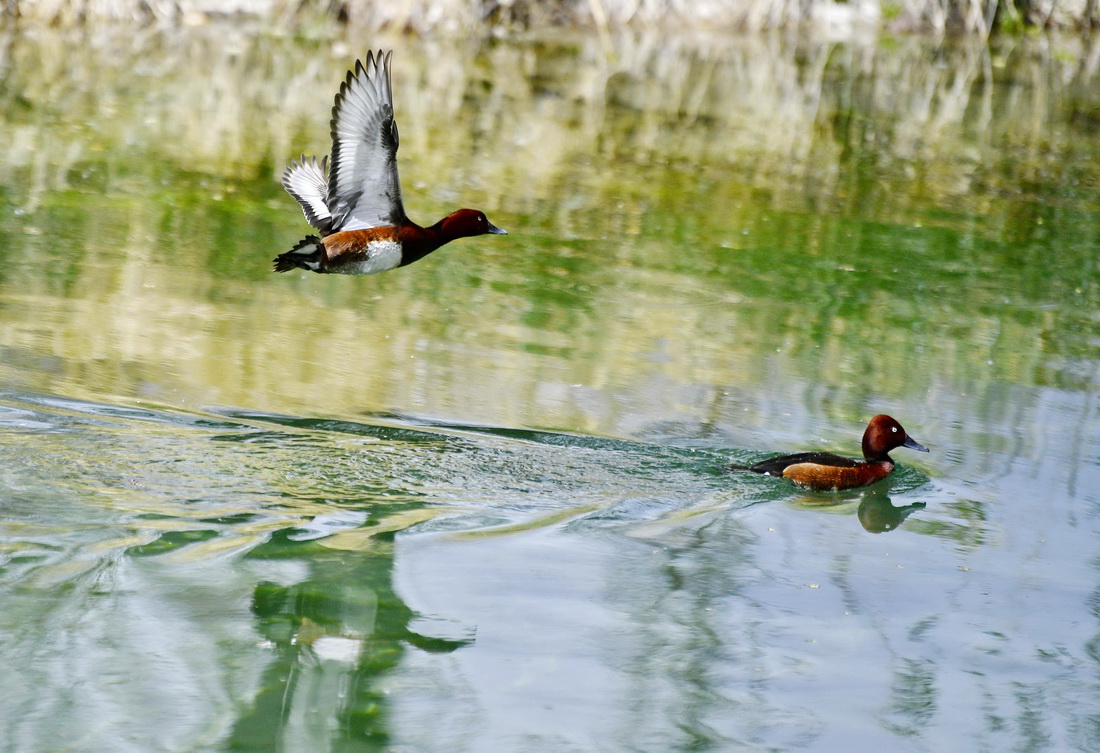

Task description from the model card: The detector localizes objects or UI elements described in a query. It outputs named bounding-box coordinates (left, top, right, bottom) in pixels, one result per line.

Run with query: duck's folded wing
left=327, top=51, right=406, bottom=232
left=282, top=155, right=333, bottom=234
left=748, top=451, right=860, bottom=475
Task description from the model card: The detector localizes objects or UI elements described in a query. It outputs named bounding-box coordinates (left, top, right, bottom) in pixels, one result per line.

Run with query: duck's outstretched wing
left=281, top=155, right=333, bottom=234
left=327, top=51, right=406, bottom=232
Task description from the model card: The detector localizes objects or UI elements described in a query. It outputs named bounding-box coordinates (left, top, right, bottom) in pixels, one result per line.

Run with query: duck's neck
left=866, top=456, right=896, bottom=474
left=398, top=222, right=447, bottom=266
left=862, top=438, right=893, bottom=464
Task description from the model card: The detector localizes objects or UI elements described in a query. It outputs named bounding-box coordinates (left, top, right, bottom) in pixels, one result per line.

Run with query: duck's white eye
left=891, top=426, right=898, bottom=432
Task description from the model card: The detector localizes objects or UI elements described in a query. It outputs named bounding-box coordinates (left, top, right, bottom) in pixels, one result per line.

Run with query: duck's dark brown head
left=862, top=414, right=929, bottom=462
left=435, top=209, right=507, bottom=241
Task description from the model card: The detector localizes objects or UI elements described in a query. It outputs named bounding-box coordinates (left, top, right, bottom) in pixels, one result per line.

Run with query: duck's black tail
left=273, top=235, right=324, bottom=273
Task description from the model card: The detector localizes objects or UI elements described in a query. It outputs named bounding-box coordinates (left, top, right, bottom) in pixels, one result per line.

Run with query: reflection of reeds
left=1, top=28, right=1095, bottom=214
left=3, top=0, right=1098, bottom=33
left=0, top=27, right=1097, bottom=436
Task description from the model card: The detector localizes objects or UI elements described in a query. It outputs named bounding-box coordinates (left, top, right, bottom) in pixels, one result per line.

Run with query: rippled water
left=1, top=25, right=1099, bottom=753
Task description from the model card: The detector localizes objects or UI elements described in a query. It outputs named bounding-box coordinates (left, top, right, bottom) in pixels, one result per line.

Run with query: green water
left=1, top=25, right=1098, bottom=752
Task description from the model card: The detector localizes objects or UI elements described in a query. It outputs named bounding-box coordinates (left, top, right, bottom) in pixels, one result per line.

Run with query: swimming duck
left=730, top=414, right=928, bottom=491
left=274, top=50, right=507, bottom=275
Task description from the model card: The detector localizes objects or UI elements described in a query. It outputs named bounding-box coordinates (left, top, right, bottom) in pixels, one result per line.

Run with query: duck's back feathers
left=282, top=155, right=332, bottom=234
left=328, top=51, right=406, bottom=233
left=733, top=451, right=861, bottom=476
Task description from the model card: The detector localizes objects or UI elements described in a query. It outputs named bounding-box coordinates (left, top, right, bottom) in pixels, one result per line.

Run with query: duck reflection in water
left=790, top=487, right=926, bottom=533
left=857, top=489, right=926, bottom=533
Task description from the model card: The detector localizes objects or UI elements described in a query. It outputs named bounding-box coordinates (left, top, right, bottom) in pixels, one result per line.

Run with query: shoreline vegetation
left=2, top=0, right=1098, bottom=35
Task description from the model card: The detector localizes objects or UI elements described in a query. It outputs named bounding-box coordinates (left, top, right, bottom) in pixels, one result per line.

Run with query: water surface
left=0, top=26, right=1098, bottom=752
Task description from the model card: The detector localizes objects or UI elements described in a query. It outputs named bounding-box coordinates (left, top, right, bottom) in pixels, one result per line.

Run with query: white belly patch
left=333, top=239, right=402, bottom=275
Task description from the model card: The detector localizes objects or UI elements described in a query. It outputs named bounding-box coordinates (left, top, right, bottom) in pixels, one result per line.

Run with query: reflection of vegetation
left=233, top=529, right=471, bottom=750
left=882, top=657, right=938, bottom=737
left=903, top=496, right=990, bottom=548
left=0, top=30, right=1096, bottom=450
